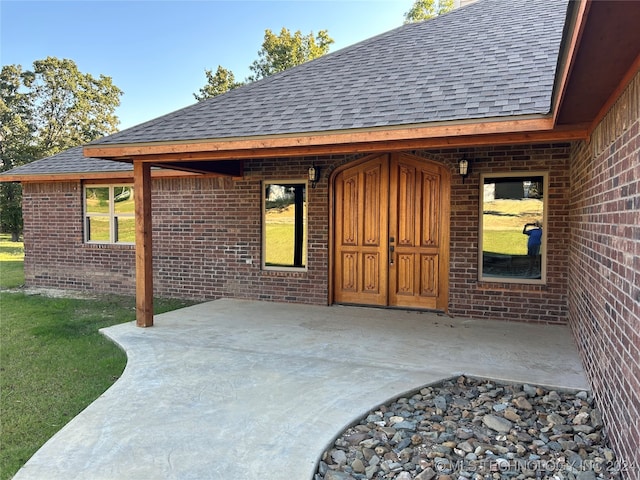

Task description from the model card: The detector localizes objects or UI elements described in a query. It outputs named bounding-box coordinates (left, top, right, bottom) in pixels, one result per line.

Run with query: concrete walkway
left=13, top=299, right=589, bottom=480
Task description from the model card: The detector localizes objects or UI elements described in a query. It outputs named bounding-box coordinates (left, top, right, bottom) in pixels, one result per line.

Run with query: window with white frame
left=84, top=185, right=135, bottom=244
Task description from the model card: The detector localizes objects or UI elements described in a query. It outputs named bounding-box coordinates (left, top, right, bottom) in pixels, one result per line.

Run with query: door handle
left=389, top=245, right=394, bottom=265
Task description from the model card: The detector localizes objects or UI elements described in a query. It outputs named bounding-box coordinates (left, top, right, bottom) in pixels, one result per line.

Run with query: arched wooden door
left=333, top=153, right=450, bottom=311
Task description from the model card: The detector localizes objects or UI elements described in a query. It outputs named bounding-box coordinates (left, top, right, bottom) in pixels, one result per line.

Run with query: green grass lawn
left=483, top=229, right=528, bottom=256
left=0, top=235, right=194, bottom=479
left=483, top=199, right=542, bottom=256
left=0, top=235, right=25, bottom=288
left=265, top=223, right=308, bottom=266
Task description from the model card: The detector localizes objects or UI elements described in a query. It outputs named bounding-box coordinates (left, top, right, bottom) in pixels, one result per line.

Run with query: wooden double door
left=333, top=153, right=450, bottom=310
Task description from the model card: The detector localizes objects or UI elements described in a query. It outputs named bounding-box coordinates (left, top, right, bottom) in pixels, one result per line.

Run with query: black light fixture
left=308, top=165, right=320, bottom=188
left=459, top=159, right=469, bottom=183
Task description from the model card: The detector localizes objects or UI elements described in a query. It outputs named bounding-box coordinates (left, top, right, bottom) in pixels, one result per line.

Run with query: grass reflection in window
left=263, top=182, right=307, bottom=270
left=480, top=173, right=546, bottom=283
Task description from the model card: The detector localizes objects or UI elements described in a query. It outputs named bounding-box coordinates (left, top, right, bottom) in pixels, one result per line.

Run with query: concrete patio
left=13, top=298, right=589, bottom=480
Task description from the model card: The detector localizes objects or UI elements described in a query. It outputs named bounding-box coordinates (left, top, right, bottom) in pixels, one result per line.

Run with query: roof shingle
left=92, top=0, right=569, bottom=146
left=1, top=146, right=132, bottom=177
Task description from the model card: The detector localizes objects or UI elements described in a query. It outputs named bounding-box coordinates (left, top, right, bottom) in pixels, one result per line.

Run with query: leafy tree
left=248, top=28, right=334, bottom=82
left=23, top=57, right=122, bottom=156
left=193, top=65, right=243, bottom=101
left=0, top=58, right=122, bottom=240
left=1, top=65, right=36, bottom=240
left=195, top=28, right=334, bottom=101
left=404, top=0, right=454, bottom=23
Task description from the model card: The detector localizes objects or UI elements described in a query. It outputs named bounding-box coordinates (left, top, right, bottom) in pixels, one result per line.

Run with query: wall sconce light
left=308, top=165, right=320, bottom=188
left=459, top=159, right=469, bottom=183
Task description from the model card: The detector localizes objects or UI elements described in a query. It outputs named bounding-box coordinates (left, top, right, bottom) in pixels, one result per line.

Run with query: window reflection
left=263, top=182, right=307, bottom=270
left=84, top=185, right=135, bottom=244
left=480, top=174, right=546, bottom=282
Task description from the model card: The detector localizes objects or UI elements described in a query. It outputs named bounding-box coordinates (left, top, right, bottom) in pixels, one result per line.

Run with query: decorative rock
left=394, top=421, right=418, bottom=431
left=543, top=391, right=562, bottom=406
left=416, top=467, right=437, bottom=480
left=573, top=424, right=595, bottom=434
left=362, top=448, right=375, bottom=461
left=344, top=433, right=368, bottom=445
left=457, top=441, right=474, bottom=453
left=577, top=471, right=597, bottom=480
left=603, top=448, right=615, bottom=462
left=573, top=412, right=590, bottom=425
left=331, top=449, right=348, bottom=466
left=482, top=414, right=513, bottom=433
left=512, top=396, right=533, bottom=410
left=365, top=465, right=379, bottom=478
left=566, top=450, right=583, bottom=467
left=503, top=409, right=521, bottom=422
left=360, top=439, right=379, bottom=449
left=316, top=377, right=614, bottom=480
left=576, top=390, right=589, bottom=400
left=590, top=409, right=603, bottom=428
left=325, top=471, right=356, bottom=480
left=389, top=415, right=405, bottom=425
left=546, top=412, right=565, bottom=426
left=351, top=458, right=365, bottom=473
left=434, top=395, right=448, bottom=410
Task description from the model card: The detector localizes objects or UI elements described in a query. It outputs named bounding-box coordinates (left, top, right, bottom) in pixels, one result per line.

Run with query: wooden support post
left=134, top=160, right=154, bottom=327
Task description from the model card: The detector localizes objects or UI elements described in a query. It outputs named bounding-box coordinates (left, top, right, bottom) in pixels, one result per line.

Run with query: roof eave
left=83, top=115, right=588, bottom=163
left=0, top=168, right=216, bottom=184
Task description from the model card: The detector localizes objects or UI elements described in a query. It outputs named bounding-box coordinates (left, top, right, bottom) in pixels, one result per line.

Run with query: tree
left=193, top=65, right=243, bottom=101
left=0, top=58, right=122, bottom=240
left=23, top=57, right=122, bottom=157
left=404, top=0, right=454, bottom=23
left=195, top=28, right=334, bottom=101
left=1, top=65, right=36, bottom=240
left=248, top=28, right=334, bottom=82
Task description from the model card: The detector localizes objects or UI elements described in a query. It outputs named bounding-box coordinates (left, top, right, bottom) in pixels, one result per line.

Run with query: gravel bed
left=315, top=376, right=619, bottom=480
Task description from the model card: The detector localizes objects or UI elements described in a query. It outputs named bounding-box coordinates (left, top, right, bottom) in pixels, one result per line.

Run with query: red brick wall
left=150, top=157, right=332, bottom=303
left=22, top=147, right=571, bottom=322
left=568, top=72, right=640, bottom=479
left=22, top=182, right=136, bottom=294
left=414, top=144, right=572, bottom=324
left=22, top=159, right=334, bottom=304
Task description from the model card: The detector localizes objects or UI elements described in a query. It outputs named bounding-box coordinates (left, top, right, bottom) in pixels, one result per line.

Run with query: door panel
left=389, top=153, right=448, bottom=309
left=333, top=153, right=449, bottom=310
left=334, top=156, right=388, bottom=305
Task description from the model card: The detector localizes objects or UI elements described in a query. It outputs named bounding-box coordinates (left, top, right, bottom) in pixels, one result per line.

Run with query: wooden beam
left=83, top=125, right=589, bottom=166
left=134, top=160, right=154, bottom=327
left=83, top=117, right=561, bottom=159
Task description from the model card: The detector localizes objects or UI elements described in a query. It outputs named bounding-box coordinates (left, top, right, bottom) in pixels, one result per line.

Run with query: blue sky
left=1, top=0, right=415, bottom=130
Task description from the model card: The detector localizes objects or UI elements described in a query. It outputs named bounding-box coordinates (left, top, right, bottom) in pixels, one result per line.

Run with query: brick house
left=2, top=0, right=639, bottom=474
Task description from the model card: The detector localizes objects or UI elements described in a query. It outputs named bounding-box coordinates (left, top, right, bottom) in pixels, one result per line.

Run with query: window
left=479, top=173, right=547, bottom=283
left=84, top=185, right=135, bottom=244
left=263, top=181, right=307, bottom=270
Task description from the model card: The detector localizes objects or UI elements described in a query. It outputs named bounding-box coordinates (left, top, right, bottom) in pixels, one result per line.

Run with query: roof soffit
left=555, top=0, right=640, bottom=126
